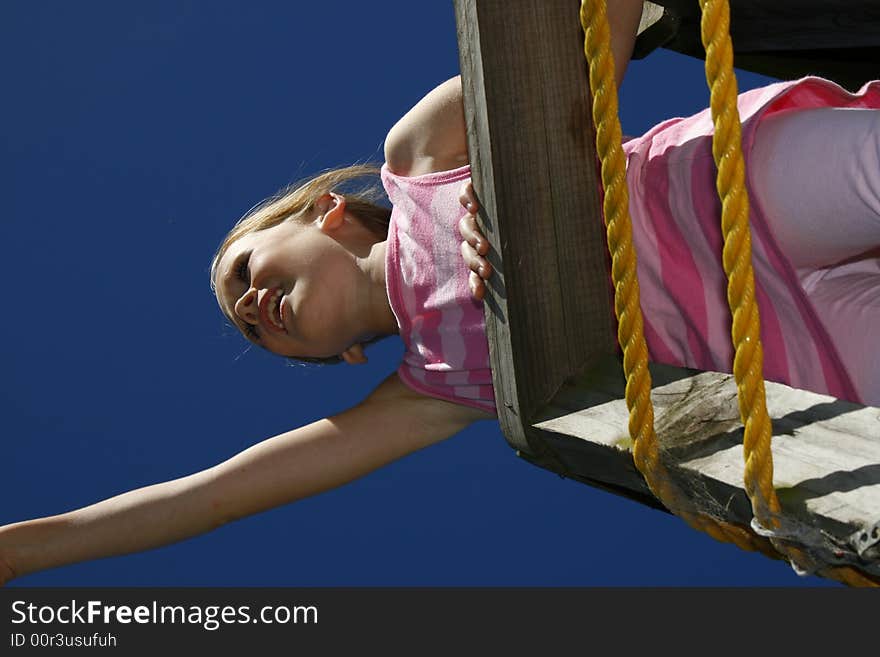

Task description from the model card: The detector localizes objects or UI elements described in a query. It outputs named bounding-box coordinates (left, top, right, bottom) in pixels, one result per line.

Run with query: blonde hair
left=210, top=163, right=392, bottom=365
left=210, top=163, right=391, bottom=292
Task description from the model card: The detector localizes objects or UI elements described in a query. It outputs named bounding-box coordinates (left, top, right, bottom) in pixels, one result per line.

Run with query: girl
left=1, top=1, right=878, bottom=586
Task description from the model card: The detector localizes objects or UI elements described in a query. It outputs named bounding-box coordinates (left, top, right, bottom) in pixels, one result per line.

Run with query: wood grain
left=454, top=0, right=615, bottom=455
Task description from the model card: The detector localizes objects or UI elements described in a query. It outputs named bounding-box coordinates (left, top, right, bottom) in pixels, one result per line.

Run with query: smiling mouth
left=259, top=288, right=286, bottom=333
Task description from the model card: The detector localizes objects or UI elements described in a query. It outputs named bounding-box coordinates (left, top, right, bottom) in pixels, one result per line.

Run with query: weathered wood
left=636, top=1, right=880, bottom=90
left=532, top=356, right=880, bottom=575
left=453, top=0, right=615, bottom=455
left=633, top=2, right=680, bottom=59
left=639, top=1, right=666, bottom=33
left=656, top=0, right=880, bottom=52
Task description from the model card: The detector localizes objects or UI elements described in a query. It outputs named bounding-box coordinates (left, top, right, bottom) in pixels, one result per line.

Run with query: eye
left=235, top=253, right=251, bottom=283
left=242, top=323, right=260, bottom=342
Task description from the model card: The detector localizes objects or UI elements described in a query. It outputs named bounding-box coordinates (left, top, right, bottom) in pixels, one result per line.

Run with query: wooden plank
left=632, top=2, right=680, bottom=60
left=653, top=0, right=880, bottom=52
left=454, top=0, right=615, bottom=455
left=639, top=0, right=880, bottom=90
left=532, top=356, right=880, bottom=575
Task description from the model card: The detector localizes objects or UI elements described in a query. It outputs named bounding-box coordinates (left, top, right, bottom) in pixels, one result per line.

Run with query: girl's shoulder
left=384, top=77, right=469, bottom=178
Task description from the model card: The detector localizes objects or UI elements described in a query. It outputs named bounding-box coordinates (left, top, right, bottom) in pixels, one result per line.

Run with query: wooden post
left=453, top=0, right=616, bottom=460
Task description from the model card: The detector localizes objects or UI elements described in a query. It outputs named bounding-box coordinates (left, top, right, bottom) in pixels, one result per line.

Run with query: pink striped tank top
left=382, top=163, right=496, bottom=414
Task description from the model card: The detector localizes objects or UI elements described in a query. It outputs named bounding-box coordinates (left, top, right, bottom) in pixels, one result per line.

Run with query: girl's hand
left=458, top=181, right=493, bottom=301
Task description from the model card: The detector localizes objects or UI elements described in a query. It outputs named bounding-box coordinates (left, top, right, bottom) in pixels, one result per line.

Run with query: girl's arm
left=0, top=374, right=492, bottom=582
left=609, top=0, right=646, bottom=90
left=384, top=1, right=643, bottom=177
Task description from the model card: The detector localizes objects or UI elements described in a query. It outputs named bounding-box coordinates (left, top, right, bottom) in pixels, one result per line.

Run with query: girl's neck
left=357, top=239, right=399, bottom=338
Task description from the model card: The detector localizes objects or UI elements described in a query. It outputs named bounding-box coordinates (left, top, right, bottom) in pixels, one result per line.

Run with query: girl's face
left=214, top=194, right=380, bottom=360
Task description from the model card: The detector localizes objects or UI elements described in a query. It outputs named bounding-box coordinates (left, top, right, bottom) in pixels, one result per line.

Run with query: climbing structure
left=453, top=0, right=880, bottom=585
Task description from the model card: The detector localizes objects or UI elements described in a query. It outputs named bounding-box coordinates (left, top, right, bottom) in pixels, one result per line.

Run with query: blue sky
left=1, top=1, right=834, bottom=586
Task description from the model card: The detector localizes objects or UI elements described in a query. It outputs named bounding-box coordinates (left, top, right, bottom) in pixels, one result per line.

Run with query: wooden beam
left=453, top=0, right=616, bottom=457
left=654, top=0, right=880, bottom=52
left=632, top=2, right=680, bottom=59
left=636, top=1, right=880, bottom=91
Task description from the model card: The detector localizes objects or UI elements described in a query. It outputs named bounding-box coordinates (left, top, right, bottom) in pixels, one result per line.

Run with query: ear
left=315, top=192, right=347, bottom=233
left=340, top=343, right=368, bottom=365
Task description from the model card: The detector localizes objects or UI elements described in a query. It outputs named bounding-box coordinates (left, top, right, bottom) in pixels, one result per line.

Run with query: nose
left=234, top=287, right=259, bottom=326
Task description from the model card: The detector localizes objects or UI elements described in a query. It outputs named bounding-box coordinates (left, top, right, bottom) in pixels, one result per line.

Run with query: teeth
left=269, top=289, right=284, bottom=330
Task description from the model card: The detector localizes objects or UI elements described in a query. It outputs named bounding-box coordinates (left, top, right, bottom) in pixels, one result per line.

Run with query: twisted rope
left=579, top=0, right=771, bottom=553
left=697, top=0, right=874, bottom=587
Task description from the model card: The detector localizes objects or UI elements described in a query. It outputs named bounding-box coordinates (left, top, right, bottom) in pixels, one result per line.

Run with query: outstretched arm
left=0, top=375, right=491, bottom=583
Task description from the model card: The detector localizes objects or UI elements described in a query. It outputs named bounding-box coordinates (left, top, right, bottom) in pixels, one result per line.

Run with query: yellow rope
left=697, top=0, right=876, bottom=588
left=696, top=0, right=780, bottom=532
left=579, top=0, right=876, bottom=586
left=579, top=0, right=767, bottom=553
